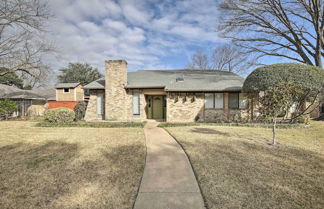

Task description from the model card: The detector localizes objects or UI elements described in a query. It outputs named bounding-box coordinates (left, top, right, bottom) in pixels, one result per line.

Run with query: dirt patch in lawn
left=0, top=121, right=146, bottom=209
left=166, top=121, right=324, bottom=209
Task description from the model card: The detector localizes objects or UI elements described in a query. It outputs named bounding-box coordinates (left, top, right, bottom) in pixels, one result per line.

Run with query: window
left=63, top=88, right=69, bottom=93
left=205, top=93, right=224, bottom=109
left=229, top=93, right=249, bottom=109
left=229, top=93, right=239, bottom=109
left=205, top=93, right=214, bottom=108
left=239, top=93, right=248, bottom=109
left=214, top=93, right=224, bottom=109
left=96, top=94, right=103, bottom=115
left=132, top=92, right=140, bottom=115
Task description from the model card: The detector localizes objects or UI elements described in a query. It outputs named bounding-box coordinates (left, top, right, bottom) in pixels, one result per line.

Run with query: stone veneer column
left=105, top=60, right=128, bottom=120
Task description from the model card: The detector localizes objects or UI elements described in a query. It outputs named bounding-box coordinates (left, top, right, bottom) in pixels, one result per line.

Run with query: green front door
left=152, top=96, right=163, bottom=119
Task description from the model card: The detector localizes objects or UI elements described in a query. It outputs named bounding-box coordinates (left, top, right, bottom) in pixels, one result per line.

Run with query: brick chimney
left=105, top=60, right=128, bottom=120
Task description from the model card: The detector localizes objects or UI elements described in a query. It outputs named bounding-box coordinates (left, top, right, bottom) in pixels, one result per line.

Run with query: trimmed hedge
left=36, top=121, right=145, bottom=128
left=243, top=63, right=324, bottom=93
left=44, top=107, right=75, bottom=123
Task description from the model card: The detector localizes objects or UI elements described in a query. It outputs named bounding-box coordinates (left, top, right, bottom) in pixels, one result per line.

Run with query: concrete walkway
left=134, top=121, right=205, bottom=209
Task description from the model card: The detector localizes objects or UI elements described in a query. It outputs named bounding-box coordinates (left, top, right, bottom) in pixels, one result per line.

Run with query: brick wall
left=48, top=101, right=78, bottom=110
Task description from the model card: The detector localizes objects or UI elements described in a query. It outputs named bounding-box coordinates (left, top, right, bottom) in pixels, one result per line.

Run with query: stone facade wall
left=105, top=60, right=128, bottom=120
left=167, top=92, right=257, bottom=122
left=166, top=93, right=204, bottom=122
left=84, top=89, right=105, bottom=121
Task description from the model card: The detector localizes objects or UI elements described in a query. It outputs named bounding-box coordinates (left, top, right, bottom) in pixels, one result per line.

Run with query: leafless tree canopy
left=211, top=44, right=255, bottom=72
left=0, top=0, right=53, bottom=83
left=187, top=51, right=210, bottom=70
left=187, top=44, right=255, bottom=73
left=218, top=0, right=324, bottom=68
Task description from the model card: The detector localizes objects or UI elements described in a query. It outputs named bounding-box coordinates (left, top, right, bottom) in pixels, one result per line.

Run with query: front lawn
left=0, top=121, right=145, bottom=209
left=166, top=121, right=324, bottom=209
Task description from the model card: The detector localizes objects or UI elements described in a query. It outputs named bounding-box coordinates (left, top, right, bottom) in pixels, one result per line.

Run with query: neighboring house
left=48, top=83, right=84, bottom=110
left=0, top=84, right=55, bottom=117
left=83, top=60, right=255, bottom=122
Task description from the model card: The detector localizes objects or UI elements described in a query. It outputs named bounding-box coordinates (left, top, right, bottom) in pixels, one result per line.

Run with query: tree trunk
left=272, top=117, right=277, bottom=146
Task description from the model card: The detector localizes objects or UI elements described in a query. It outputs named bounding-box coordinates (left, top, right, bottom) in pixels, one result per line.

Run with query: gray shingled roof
left=0, top=84, right=18, bottom=97
left=84, top=69, right=245, bottom=92
left=0, top=84, right=55, bottom=100
left=56, top=82, right=80, bottom=88
left=83, top=78, right=105, bottom=89
left=4, top=91, right=46, bottom=100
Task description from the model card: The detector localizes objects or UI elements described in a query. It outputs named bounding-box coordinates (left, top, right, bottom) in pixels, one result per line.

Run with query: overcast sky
left=45, top=0, right=227, bottom=75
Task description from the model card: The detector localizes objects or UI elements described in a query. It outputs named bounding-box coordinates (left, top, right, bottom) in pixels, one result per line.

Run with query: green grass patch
left=36, top=121, right=145, bottom=128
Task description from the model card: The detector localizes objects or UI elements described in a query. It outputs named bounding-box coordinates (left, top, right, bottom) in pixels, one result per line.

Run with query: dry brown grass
left=0, top=121, right=145, bottom=209
left=166, top=121, right=324, bottom=209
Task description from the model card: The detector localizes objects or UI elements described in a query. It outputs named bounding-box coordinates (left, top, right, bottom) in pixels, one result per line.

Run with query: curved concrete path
left=134, top=121, right=205, bottom=209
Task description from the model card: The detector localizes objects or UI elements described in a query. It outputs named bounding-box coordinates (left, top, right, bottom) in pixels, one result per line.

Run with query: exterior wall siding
left=84, top=89, right=105, bottom=121
left=167, top=93, right=204, bottom=122
left=56, top=88, right=75, bottom=101
left=75, top=85, right=84, bottom=101
left=56, top=85, right=84, bottom=102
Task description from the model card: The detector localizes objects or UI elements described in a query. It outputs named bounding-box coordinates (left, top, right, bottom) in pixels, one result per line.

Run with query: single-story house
left=83, top=60, right=258, bottom=122
left=47, top=83, right=84, bottom=110
left=0, top=84, right=55, bottom=117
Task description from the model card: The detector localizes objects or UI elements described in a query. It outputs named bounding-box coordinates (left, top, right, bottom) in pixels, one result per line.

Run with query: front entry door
left=153, top=96, right=163, bottom=119
left=146, top=95, right=166, bottom=119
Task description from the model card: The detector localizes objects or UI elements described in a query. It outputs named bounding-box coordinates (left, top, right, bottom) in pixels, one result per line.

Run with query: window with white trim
left=205, top=93, right=224, bottom=109
left=63, top=88, right=69, bottom=93
left=132, top=92, right=140, bottom=115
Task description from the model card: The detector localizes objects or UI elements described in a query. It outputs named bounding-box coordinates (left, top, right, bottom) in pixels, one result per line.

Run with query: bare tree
left=0, top=0, right=54, bottom=81
left=187, top=51, right=211, bottom=70
left=211, top=44, right=255, bottom=72
left=187, top=44, right=255, bottom=72
left=218, top=0, right=324, bottom=68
